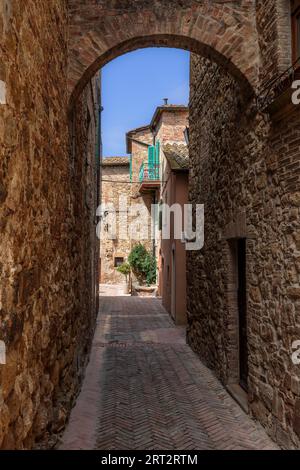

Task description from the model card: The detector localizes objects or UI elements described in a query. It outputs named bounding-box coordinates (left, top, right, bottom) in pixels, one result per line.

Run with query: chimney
left=163, top=98, right=168, bottom=105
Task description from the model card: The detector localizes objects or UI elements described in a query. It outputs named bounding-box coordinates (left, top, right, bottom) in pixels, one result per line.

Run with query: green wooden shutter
left=155, top=141, right=160, bottom=166
left=148, top=146, right=155, bottom=166
left=148, top=146, right=155, bottom=179
left=155, top=141, right=160, bottom=179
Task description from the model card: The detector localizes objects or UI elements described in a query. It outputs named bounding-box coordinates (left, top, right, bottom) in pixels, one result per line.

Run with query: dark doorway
left=237, top=238, right=248, bottom=391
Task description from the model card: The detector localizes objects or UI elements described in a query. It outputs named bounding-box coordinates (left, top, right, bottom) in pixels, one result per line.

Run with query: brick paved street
left=60, top=286, right=277, bottom=450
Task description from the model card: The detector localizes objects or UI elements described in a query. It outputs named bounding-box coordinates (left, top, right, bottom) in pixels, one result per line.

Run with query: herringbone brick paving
left=60, top=285, right=277, bottom=450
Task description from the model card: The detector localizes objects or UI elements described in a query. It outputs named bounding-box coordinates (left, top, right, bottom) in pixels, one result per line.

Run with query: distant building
left=100, top=157, right=131, bottom=284
left=160, top=143, right=189, bottom=325
left=100, top=103, right=189, bottom=305
left=136, top=105, right=189, bottom=277
left=126, top=125, right=157, bottom=258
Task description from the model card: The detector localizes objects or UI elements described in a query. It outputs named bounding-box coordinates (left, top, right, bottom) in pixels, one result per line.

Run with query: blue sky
left=101, top=48, right=190, bottom=156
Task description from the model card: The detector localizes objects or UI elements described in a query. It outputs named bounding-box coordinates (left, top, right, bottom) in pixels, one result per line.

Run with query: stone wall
left=0, top=1, right=99, bottom=448
left=100, top=162, right=132, bottom=284
left=187, top=50, right=300, bottom=449
left=256, top=0, right=292, bottom=86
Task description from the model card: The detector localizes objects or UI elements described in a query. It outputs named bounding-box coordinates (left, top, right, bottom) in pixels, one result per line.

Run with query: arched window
left=291, top=0, right=300, bottom=62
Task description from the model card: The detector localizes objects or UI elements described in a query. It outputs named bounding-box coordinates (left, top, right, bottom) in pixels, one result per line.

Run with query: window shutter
left=148, top=146, right=155, bottom=167
left=155, top=141, right=160, bottom=166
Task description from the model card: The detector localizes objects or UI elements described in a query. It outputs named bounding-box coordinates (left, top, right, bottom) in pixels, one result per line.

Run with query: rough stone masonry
left=100, top=157, right=132, bottom=285
left=0, top=0, right=99, bottom=448
left=187, top=0, right=300, bottom=448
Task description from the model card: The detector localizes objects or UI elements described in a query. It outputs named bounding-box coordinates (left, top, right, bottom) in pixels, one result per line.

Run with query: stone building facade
left=100, top=157, right=132, bottom=284
left=0, top=1, right=100, bottom=448
left=1, top=0, right=300, bottom=450
left=130, top=105, right=189, bottom=284
left=187, top=1, right=300, bottom=445
left=126, top=126, right=155, bottom=258
left=100, top=105, right=189, bottom=290
left=99, top=129, right=155, bottom=287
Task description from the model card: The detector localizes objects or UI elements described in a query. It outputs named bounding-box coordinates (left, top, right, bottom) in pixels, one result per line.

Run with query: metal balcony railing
left=256, top=57, right=300, bottom=111
left=139, top=162, right=160, bottom=183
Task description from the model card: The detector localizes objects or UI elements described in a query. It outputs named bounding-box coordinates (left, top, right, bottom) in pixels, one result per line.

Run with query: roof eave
left=126, top=125, right=151, bottom=153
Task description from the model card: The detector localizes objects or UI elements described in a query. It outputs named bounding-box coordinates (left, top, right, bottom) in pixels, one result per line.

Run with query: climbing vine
left=128, top=244, right=156, bottom=286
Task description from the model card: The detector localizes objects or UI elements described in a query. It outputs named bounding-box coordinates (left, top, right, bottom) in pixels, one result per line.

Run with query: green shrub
left=128, top=244, right=156, bottom=286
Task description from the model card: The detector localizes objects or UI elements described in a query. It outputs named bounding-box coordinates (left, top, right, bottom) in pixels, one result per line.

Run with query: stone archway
left=2, top=0, right=299, bottom=450
left=67, top=0, right=260, bottom=105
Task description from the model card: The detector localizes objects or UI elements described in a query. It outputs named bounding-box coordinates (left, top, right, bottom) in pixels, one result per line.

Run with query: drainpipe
left=97, top=74, right=104, bottom=283
left=95, top=71, right=104, bottom=208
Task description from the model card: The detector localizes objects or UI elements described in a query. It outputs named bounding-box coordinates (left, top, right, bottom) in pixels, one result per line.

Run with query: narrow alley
left=60, top=287, right=277, bottom=451
left=1, top=1, right=300, bottom=453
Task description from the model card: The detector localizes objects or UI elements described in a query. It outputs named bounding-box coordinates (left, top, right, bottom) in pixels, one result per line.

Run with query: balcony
left=139, top=162, right=160, bottom=193
left=256, top=57, right=300, bottom=119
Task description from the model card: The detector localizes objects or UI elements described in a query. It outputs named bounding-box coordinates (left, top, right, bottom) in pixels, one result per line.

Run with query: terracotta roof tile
left=102, top=157, right=130, bottom=166
left=163, top=144, right=189, bottom=170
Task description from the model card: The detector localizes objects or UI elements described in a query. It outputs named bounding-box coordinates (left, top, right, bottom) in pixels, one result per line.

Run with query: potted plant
left=116, top=262, right=131, bottom=294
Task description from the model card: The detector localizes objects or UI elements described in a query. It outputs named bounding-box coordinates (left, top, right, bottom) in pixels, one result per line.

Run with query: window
left=114, top=257, right=124, bottom=267
left=291, top=0, right=300, bottom=62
